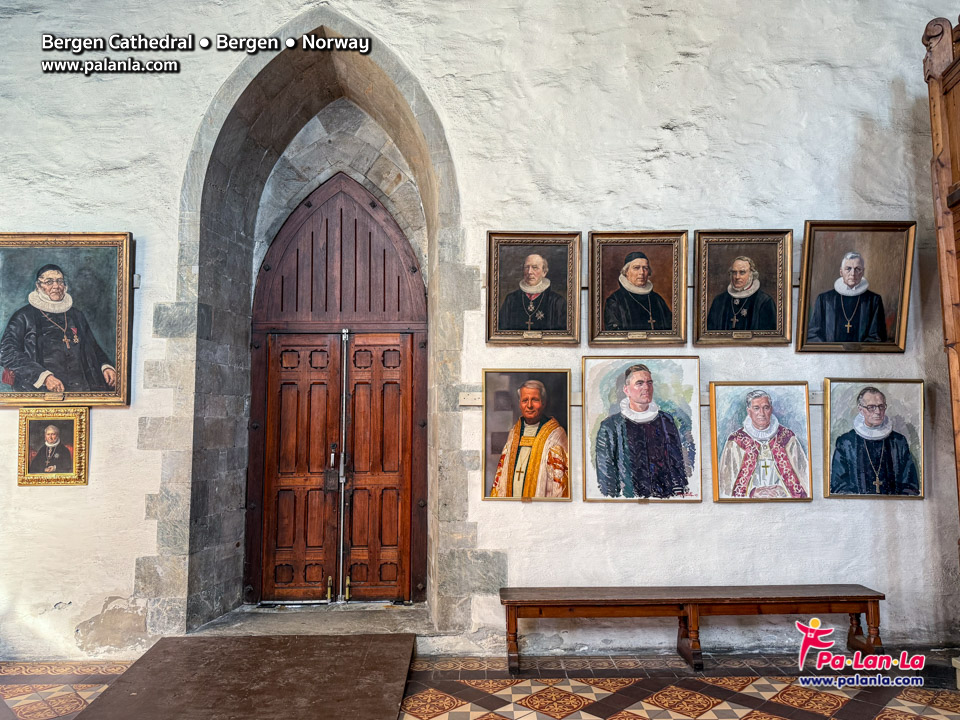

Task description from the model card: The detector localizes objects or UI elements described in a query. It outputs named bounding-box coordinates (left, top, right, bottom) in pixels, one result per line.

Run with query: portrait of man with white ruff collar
left=694, top=230, right=791, bottom=346
left=589, top=231, right=687, bottom=345
left=797, top=221, right=916, bottom=353
left=487, top=232, right=579, bottom=344
left=824, top=379, right=923, bottom=498
left=0, top=233, right=131, bottom=406
left=710, top=382, right=812, bottom=502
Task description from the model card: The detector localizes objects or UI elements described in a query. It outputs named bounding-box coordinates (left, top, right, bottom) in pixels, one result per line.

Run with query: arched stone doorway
left=247, top=173, right=427, bottom=603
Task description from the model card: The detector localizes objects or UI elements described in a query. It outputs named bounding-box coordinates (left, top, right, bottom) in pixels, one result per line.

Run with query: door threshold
left=257, top=600, right=411, bottom=608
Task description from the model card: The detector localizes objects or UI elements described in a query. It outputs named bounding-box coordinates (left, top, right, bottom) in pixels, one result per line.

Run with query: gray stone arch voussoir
left=138, top=6, right=488, bottom=636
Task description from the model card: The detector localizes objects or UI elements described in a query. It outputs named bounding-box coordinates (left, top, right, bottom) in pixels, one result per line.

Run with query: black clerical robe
left=595, top=411, right=689, bottom=498
left=28, top=443, right=73, bottom=474
left=807, top=289, right=887, bottom=343
left=602, top=287, right=673, bottom=332
left=706, top=289, right=776, bottom=331
left=830, top=429, right=919, bottom=495
left=0, top=305, right=113, bottom=392
left=498, top=287, right=566, bottom=331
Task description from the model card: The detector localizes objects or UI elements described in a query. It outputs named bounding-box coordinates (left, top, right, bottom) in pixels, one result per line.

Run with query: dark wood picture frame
left=18, top=406, right=89, bottom=486
left=0, top=233, right=132, bottom=406
left=486, top=232, right=580, bottom=345
left=797, top=221, right=916, bottom=353
left=694, top=229, right=792, bottom=346
left=589, top=231, right=687, bottom=345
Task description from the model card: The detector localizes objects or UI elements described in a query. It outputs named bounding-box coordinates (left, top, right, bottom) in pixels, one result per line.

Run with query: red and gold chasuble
left=730, top=425, right=806, bottom=498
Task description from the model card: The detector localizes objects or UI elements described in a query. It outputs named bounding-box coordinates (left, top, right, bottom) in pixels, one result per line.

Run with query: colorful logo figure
left=796, top=617, right=835, bottom=670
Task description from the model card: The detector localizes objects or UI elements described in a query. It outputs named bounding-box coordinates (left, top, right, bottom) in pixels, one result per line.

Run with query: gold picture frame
left=709, top=381, right=812, bottom=502
left=482, top=369, right=572, bottom=501
left=797, top=221, right=916, bottom=352
left=0, top=233, right=132, bottom=406
left=823, top=378, right=924, bottom=498
left=694, top=229, right=792, bottom=346
left=18, top=406, right=89, bottom=486
left=589, top=231, right=687, bottom=345
left=582, top=355, right=702, bottom=503
left=486, top=232, right=580, bottom=345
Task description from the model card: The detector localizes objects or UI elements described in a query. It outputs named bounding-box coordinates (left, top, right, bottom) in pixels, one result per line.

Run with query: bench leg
left=846, top=604, right=884, bottom=655
left=677, top=604, right=704, bottom=671
left=506, top=606, right=519, bottom=674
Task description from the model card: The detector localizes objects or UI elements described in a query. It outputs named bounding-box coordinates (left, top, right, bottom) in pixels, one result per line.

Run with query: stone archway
left=138, top=10, right=477, bottom=634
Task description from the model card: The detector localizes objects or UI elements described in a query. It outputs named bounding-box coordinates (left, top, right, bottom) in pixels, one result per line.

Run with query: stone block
left=366, top=155, right=406, bottom=197
left=437, top=550, right=507, bottom=596
left=177, top=262, right=199, bottom=302
left=197, top=303, right=213, bottom=341
left=435, top=594, right=471, bottom=633
left=134, top=555, right=188, bottom=598
left=349, top=142, right=381, bottom=175
left=283, top=116, right=327, bottom=158
left=389, top=181, right=425, bottom=229
left=354, top=116, right=388, bottom=150
left=439, top=521, right=478, bottom=550
left=437, top=461, right=468, bottom=522
left=153, top=302, right=197, bottom=338
left=186, top=589, right=215, bottom=631
left=318, top=97, right=366, bottom=135
left=380, top=140, right=411, bottom=176
left=144, top=493, right=159, bottom=520
left=146, top=597, right=187, bottom=636
left=161, top=450, right=193, bottom=486
left=138, top=416, right=193, bottom=451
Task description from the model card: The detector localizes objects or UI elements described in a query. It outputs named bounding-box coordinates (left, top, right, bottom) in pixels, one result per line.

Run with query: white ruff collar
left=618, top=275, right=654, bottom=295
left=620, top=397, right=659, bottom=423
left=28, top=290, right=73, bottom=313
left=44, top=441, right=61, bottom=449
left=854, top=414, right=892, bottom=440
left=743, top=415, right=779, bottom=442
left=727, top=277, right=760, bottom=299
left=834, top=277, right=869, bottom=297
left=519, top=278, right=551, bottom=294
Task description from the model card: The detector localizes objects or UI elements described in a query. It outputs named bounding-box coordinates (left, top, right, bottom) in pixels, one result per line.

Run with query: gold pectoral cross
left=648, top=316, right=656, bottom=329
left=873, top=473, right=881, bottom=493
left=761, top=460, right=770, bottom=473
left=62, top=335, right=71, bottom=349
left=526, top=316, right=534, bottom=331
left=845, top=320, right=853, bottom=333
left=730, top=315, right=739, bottom=328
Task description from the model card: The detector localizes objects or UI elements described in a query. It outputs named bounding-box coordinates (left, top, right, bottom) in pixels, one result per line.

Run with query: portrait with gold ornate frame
left=0, top=233, right=132, bottom=406
left=709, top=381, right=812, bottom=502
left=823, top=378, right=923, bottom=498
left=486, top=232, right=580, bottom=345
left=18, top=406, right=89, bottom=486
left=797, top=221, right=916, bottom=353
left=482, top=369, right=572, bottom=501
left=694, top=229, right=792, bottom=346
left=589, top=231, right=687, bottom=345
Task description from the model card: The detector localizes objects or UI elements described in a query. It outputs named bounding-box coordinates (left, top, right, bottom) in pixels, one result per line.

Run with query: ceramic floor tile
left=769, top=684, right=851, bottom=716
left=401, top=687, right=470, bottom=720
left=516, top=685, right=601, bottom=719
left=738, top=679, right=796, bottom=701
left=701, top=678, right=761, bottom=693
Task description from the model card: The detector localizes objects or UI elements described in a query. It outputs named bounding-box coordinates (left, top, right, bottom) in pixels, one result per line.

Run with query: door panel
left=262, top=334, right=341, bottom=601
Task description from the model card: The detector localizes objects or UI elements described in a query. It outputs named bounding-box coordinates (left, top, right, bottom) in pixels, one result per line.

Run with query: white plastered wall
left=0, top=0, right=956, bottom=658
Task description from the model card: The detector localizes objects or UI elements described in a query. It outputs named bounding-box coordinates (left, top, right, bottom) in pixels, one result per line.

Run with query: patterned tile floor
left=0, top=653, right=956, bottom=719
left=401, top=654, right=960, bottom=720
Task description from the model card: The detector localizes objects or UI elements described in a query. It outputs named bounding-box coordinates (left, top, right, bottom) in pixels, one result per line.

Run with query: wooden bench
left=500, top=584, right=884, bottom=672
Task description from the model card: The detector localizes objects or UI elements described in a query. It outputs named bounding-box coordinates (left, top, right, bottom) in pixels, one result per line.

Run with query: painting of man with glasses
left=826, top=382, right=922, bottom=497
left=0, top=263, right=117, bottom=394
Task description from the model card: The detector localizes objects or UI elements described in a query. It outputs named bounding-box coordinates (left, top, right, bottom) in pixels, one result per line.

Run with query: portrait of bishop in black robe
left=0, top=264, right=117, bottom=393
left=807, top=251, right=888, bottom=343
left=602, top=251, right=673, bottom=332
left=595, top=364, right=690, bottom=499
left=497, top=252, right=567, bottom=332
left=830, top=386, right=920, bottom=496
left=706, top=256, right=776, bottom=331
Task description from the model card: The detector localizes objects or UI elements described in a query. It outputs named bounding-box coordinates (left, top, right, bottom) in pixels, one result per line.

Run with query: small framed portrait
left=797, top=221, right=916, bottom=352
left=486, top=232, right=580, bottom=344
left=589, top=231, right=687, bottom=345
left=0, top=233, right=132, bottom=406
left=694, top=229, right=792, bottom=345
left=709, top=382, right=812, bottom=502
left=824, top=379, right=923, bottom=498
left=482, top=369, right=571, bottom=501
left=582, top=356, right=701, bottom=502
left=18, top=406, right=89, bottom=486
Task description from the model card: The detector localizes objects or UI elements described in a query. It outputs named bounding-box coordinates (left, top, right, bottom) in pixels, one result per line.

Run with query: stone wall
left=0, top=0, right=955, bottom=659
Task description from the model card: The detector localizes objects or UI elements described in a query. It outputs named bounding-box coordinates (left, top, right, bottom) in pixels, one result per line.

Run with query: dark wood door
left=248, top=172, right=427, bottom=604
left=344, top=332, right=412, bottom=601
left=262, top=333, right=342, bottom=601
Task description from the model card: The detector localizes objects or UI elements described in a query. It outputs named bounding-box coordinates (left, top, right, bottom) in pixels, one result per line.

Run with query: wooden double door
left=261, top=331, right=413, bottom=602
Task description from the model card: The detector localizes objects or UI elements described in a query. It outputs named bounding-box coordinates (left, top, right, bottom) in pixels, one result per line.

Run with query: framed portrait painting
left=797, top=221, right=916, bottom=352
left=482, top=369, right=571, bottom=501
left=589, top=231, right=687, bottom=345
left=582, top=356, right=701, bottom=502
left=823, top=379, right=923, bottom=498
left=18, top=406, right=89, bottom=486
left=0, top=233, right=132, bottom=406
left=709, top=382, right=812, bottom=502
left=694, top=230, right=792, bottom=345
left=486, top=232, right=580, bottom=344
